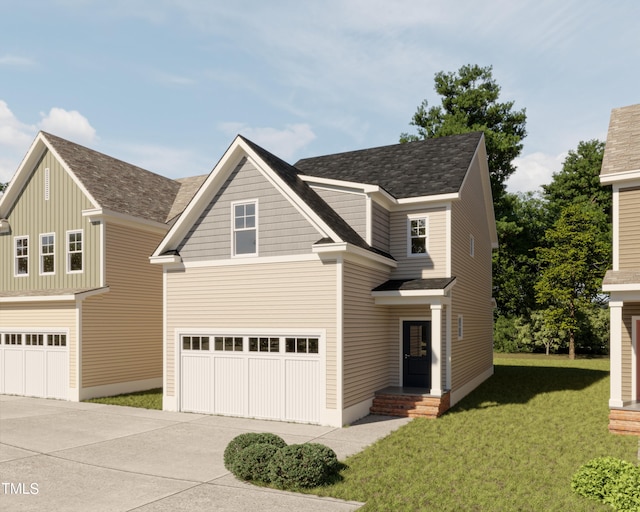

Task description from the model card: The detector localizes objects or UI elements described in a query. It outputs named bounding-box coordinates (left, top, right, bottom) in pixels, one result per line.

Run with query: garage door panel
left=24, top=351, right=46, bottom=397
left=181, top=355, right=211, bottom=413
left=285, top=359, right=320, bottom=423
left=248, top=358, right=283, bottom=420
left=214, top=357, right=244, bottom=416
left=3, top=349, right=25, bottom=395
left=46, top=351, right=68, bottom=399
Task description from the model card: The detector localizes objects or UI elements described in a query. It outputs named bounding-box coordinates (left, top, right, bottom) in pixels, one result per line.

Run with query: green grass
left=311, top=356, right=639, bottom=511
left=85, top=388, right=162, bottom=409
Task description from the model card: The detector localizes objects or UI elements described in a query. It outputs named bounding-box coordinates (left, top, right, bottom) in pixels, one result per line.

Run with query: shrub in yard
left=571, top=456, right=640, bottom=511
left=268, top=443, right=339, bottom=489
left=230, top=442, right=282, bottom=482
left=223, top=433, right=286, bottom=471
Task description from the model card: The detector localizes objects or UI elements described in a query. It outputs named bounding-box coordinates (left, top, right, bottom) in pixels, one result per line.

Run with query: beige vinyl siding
left=165, top=259, right=337, bottom=405
left=389, top=207, right=447, bottom=279
left=0, top=301, right=77, bottom=388
left=311, top=187, right=367, bottom=242
left=619, top=187, right=640, bottom=269
left=81, top=222, right=165, bottom=387
left=179, top=158, right=321, bottom=261
left=372, top=200, right=390, bottom=253
left=342, top=261, right=391, bottom=408
left=450, top=156, right=494, bottom=392
left=621, top=303, right=640, bottom=401
left=0, top=149, right=100, bottom=291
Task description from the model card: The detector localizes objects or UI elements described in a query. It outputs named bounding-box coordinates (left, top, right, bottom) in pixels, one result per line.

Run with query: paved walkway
left=0, top=395, right=410, bottom=511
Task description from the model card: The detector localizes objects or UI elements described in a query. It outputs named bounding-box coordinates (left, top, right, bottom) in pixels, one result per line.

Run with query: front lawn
left=312, top=356, right=639, bottom=511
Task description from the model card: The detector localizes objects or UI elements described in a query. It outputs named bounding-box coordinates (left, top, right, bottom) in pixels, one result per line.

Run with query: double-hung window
left=408, top=216, right=428, bottom=256
left=232, top=201, right=257, bottom=256
left=67, top=230, right=83, bottom=273
left=15, top=236, right=29, bottom=276
left=40, top=233, right=55, bottom=275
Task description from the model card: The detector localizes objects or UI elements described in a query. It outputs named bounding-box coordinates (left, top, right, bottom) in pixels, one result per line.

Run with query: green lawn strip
left=309, top=357, right=638, bottom=511
left=85, top=388, right=162, bottom=409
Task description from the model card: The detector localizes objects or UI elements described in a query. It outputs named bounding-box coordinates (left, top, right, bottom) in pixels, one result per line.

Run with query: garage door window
left=285, top=337, right=319, bottom=354
left=47, top=334, right=66, bottom=347
left=4, top=333, right=22, bottom=345
left=214, top=336, right=243, bottom=351
left=25, top=334, right=44, bottom=346
left=183, top=336, right=210, bottom=351
left=249, top=336, right=279, bottom=352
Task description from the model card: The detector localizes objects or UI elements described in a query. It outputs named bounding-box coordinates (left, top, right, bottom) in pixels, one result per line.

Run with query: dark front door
left=402, top=321, right=431, bottom=388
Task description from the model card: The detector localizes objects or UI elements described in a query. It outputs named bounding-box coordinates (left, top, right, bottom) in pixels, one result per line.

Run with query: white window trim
left=457, top=315, right=464, bottom=340
left=633, top=316, right=639, bottom=402
left=40, top=232, right=56, bottom=276
left=470, top=234, right=475, bottom=258
left=231, top=199, right=258, bottom=258
left=66, top=229, right=84, bottom=274
left=407, top=213, right=429, bottom=258
left=14, top=235, right=29, bottom=277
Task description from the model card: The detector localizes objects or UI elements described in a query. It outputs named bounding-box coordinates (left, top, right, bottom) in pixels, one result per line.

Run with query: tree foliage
left=400, top=64, right=527, bottom=206
left=0, top=182, right=6, bottom=193
left=535, top=204, right=610, bottom=359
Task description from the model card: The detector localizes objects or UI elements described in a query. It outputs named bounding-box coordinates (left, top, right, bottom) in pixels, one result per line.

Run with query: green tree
left=535, top=204, right=610, bottom=359
left=0, top=182, right=6, bottom=193
left=543, top=140, right=610, bottom=220
left=400, top=64, right=527, bottom=207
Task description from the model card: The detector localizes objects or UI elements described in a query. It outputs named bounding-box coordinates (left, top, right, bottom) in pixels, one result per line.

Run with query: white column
left=430, top=304, right=443, bottom=396
left=609, top=300, right=624, bottom=408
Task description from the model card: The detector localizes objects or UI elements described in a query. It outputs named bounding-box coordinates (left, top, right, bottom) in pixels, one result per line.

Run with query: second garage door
left=180, top=333, right=321, bottom=424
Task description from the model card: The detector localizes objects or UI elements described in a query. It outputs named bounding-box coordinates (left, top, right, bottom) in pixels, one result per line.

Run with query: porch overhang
left=602, top=269, right=640, bottom=294
left=371, top=277, right=455, bottom=305
left=0, top=287, right=110, bottom=303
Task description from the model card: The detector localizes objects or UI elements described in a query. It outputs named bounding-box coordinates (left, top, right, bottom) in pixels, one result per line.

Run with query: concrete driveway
left=0, top=395, right=410, bottom=511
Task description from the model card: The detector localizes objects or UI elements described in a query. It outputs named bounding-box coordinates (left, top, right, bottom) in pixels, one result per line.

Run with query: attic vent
left=44, top=167, right=50, bottom=201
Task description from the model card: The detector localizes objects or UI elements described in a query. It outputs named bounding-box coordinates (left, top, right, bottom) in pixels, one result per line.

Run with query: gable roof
left=166, top=174, right=208, bottom=223
left=42, top=132, right=181, bottom=224
left=601, top=103, right=640, bottom=177
left=295, top=132, right=483, bottom=199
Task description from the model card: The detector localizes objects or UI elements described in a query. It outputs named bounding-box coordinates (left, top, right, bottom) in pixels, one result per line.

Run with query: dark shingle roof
left=372, top=277, right=456, bottom=292
left=43, top=132, right=182, bottom=224
left=295, top=132, right=482, bottom=199
left=240, top=136, right=392, bottom=259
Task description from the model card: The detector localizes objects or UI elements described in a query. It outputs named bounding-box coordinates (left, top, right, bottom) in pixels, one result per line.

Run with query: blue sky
left=1, top=0, right=638, bottom=193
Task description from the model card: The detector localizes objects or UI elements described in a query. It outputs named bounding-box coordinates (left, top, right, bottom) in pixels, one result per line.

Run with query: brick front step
left=609, top=409, right=640, bottom=436
left=370, top=392, right=450, bottom=419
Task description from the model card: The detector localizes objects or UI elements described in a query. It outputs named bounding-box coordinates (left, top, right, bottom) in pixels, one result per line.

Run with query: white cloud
left=507, top=152, right=565, bottom=194
left=38, top=108, right=97, bottom=145
left=0, top=54, right=36, bottom=67
left=218, top=123, right=316, bottom=161
left=0, top=100, right=36, bottom=183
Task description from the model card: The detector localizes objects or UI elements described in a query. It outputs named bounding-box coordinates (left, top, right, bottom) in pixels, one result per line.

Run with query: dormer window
left=232, top=200, right=258, bottom=256
left=408, top=215, right=428, bottom=256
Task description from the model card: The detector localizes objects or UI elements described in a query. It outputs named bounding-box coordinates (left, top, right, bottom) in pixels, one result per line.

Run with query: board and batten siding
left=371, top=200, right=390, bottom=253
left=618, top=187, right=640, bottom=269
left=81, top=222, right=165, bottom=388
left=0, top=301, right=78, bottom=388
left=389, top=206, right=447, bottom=279
left=450, top=156, right=494, bottom=393
left=165, top=259, right=338, bottom=406
left=0, top=149, right=100, bottom=291
left=621, top=303, right=640, bottom=401
left=342, top=260, right=391, bottom=408
left=310, top=187, right=367, bottom=243
left=178, top=158, right=322, bottom=261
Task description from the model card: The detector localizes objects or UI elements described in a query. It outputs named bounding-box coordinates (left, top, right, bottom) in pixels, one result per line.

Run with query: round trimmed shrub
left=268, top=443, right=339, bottom=489
left=223, top=433, right=287, bottom=471
left=230, top=442, right=281, bottom=482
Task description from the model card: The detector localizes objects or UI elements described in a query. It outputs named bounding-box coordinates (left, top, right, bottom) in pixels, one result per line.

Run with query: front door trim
left=400, top=318, right=431, bottom=389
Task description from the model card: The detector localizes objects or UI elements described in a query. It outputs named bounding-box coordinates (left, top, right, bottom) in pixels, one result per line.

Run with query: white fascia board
left=149, top=255, right=182, bottom=265
left=373, top=295, right=451, bottom=306
left=602, top=283, right=640, bottom=292
left=371, top=279, right=456, bottom=299
left=0, top=287, right=110, bottom=303
left=600, top=169, right=640, bottom=185
left=300, top=175, right=379, bottom=194
left=82, top=208, right=169, bottom=233
left=395, top=193, right=460, bottom=206
left=312, top=242, right=396, bottom=268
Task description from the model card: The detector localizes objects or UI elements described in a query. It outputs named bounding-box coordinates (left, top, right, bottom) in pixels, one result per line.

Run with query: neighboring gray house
left=151, top=132, right=497, bottom=427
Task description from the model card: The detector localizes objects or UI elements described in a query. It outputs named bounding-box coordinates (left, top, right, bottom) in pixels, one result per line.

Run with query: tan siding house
left=153, top=132, right=497, bottom=427
left=601, top=103, right=640, bottom=436
left=0, top=132, right=187, bottom=401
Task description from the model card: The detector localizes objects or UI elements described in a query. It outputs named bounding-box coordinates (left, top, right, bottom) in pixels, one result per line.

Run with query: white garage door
left=180, top=333, right=321, bottom=424
left=0, top=332, right=69, bottom=400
